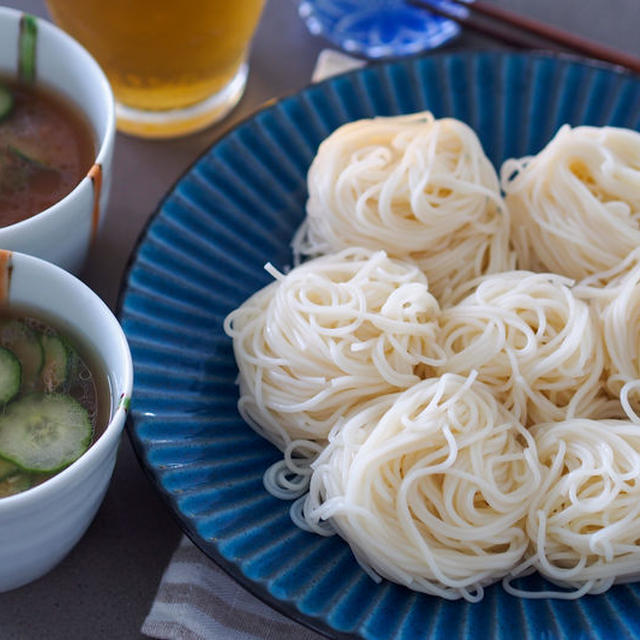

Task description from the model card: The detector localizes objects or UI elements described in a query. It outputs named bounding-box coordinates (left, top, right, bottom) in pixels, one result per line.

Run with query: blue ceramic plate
left=118, top=52, right=640, bottom=640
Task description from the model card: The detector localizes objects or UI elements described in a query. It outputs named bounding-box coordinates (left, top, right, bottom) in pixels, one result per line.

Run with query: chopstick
left=408, top=0, right=640, bottom=74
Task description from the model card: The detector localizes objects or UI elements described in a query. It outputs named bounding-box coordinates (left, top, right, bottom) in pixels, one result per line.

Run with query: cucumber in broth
left=0, top=346, right=20, bottom=404
left=41, top=334, right=69, bottom=392
left=0, top=393, right=92, bottom=473
left=0, top=457, right=19, bottom=481
left=0, top=320, right=43, bottom=391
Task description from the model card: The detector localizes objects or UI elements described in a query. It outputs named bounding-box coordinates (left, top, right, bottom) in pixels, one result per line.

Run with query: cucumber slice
left=41, top=335, right=69, bottom=392
left=0, top=346, right=20, bottom=404
left=7, top=144, right=49, bottom=169
left=0, top=457, right=19, bottom=481
left=0, top=394, right=92, bottom=473
left=0, top=83, right=13, bottom=122
left=0, top=472, right=31, bottom=498
left=0, top=320, right=44, bottom=391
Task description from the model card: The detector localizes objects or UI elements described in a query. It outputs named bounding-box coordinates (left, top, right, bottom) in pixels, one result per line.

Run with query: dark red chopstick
left=409, top=0, right=542, bottom=50
left=409, top=0, right=640, bottom=74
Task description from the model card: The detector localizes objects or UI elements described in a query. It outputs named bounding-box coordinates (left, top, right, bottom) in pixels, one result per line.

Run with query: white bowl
left=0, top=7, right=115, bottom=275
left=0, top=250, right=133, bottom=592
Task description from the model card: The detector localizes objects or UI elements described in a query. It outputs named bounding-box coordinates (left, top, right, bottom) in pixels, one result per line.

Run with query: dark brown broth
left=0, top=305, right=111, bottom=495
left=0, top=77, right=95, bottom=227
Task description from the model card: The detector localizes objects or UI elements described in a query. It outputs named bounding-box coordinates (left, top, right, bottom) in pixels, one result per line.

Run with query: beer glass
left=46, top=0, right=265, bottom=138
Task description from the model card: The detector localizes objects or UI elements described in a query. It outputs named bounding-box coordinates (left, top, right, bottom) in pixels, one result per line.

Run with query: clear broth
left=0, top=305, right=111, bottom=497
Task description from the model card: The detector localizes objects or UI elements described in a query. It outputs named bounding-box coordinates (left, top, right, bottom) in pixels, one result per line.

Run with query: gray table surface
left=1, top=1, right=639, bottom=638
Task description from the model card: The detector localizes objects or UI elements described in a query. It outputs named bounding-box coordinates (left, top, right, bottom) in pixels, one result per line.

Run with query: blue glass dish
left=118, top=51, right=640, bottom=640
left=298, top=0, right=462, bottom=58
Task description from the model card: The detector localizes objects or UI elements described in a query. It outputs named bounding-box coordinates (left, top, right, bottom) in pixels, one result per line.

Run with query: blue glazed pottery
left=118, top=51, right=640, bottom=640
left=298, top=0, right=462, bottom=58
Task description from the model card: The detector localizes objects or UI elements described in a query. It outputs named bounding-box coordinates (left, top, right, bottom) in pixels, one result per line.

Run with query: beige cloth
left=141, top=536, right=323, bottom=640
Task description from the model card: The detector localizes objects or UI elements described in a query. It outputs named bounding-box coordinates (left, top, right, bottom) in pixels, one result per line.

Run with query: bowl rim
left=0, top=6, right=115, bottom=235
left=0, top=251, right=133, bottom=511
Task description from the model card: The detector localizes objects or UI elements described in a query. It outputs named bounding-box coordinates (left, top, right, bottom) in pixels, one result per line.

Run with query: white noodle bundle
left=502, top=125, right=640, bottom=281
left=294, top=111, right=513, bottom=302
left=506, top=419, right=640, bottom=598
left=437, top=271, right=614, bottom=426
left=574, top=249, right=640, bottom=418
left=302, top=373, right=542, bottom=602
left=223, top=247, right=443, bottom=493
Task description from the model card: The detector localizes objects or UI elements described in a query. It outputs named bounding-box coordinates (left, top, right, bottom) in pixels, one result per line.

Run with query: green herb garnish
left=0, top=83, right=13, bottom=122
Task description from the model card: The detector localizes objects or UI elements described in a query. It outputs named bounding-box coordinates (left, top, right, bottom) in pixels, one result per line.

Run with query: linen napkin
left=141, top=49, right=364, bottom=640
left=141, top=536, right=324, bottom=640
